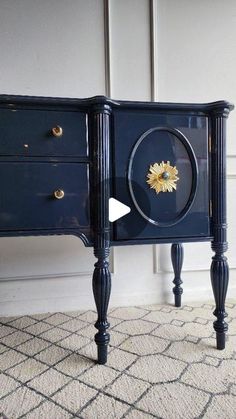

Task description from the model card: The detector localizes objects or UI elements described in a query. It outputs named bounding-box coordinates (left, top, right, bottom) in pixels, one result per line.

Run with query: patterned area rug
left=0, top=300, right=236, bottom=418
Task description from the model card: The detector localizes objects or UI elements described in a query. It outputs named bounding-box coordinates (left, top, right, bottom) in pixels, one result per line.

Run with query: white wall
left=0, top=0, right=235, bottom=315
left=0, top=0, right=106, bottom=97
left=155, top=0, right=236, bottom=300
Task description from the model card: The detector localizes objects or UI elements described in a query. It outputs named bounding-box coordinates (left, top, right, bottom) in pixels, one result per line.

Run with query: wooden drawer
left=0, top=108, right=88, bottom=157
left=0, top=162, right=90, bottom=230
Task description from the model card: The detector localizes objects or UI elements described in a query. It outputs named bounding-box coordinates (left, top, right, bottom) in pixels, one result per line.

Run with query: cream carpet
left=0, top=300, right=236, bottom=418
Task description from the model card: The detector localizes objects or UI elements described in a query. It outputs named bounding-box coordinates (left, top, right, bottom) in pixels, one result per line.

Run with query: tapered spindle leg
left=210, top=105, right=232, bottom=349
left=211, top=253, right=228, bottom=349
left=171, top=243, right=184, bottom=307
left=93, top=249, right=111, bottom=364
left=91, top=101, right=112, bottom=363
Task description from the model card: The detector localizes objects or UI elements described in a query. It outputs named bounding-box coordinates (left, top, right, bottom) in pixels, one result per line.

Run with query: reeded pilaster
left=210, top=106, right=231, bottom=349
left=92, top=102, right=111, bottom=364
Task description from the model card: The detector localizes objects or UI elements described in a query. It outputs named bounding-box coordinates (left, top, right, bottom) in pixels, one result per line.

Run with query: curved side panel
left=0, top=229, right=93, bottom=247
left=128, top=127, right=198, bottom=227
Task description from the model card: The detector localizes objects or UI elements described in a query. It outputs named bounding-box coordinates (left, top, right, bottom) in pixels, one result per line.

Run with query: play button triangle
left=109, top=198, right=131, bottom=222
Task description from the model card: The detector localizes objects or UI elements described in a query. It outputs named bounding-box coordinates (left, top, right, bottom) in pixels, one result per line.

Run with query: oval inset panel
left=128, top=127, right=198, bottom=227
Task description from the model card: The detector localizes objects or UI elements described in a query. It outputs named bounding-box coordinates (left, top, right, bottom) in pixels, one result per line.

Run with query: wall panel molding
left=150, top=0, right=158, bottom=101
left=104, top=0, right=115, bottom=273
left=150, top=0, right=159, bottom=274
left=227, top=154, right=236, bottom=178
left=0, top=271, right=93, bottom=283
left=104, top=0, right=111, bottom=97
left=109, top=0, right=151, bottom=100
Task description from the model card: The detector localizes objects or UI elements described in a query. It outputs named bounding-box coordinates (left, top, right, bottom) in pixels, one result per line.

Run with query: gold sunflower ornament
left=146, top=161, right=179, bottom=194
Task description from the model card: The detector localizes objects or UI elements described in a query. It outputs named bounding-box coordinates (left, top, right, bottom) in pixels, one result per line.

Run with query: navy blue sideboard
left=0, top=94, right=234, bottom=364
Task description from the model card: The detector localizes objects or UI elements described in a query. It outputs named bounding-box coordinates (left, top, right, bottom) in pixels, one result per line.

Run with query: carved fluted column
left=210, top=105, right=232, bottom=350
left=92, top=101, right=111, bottom=364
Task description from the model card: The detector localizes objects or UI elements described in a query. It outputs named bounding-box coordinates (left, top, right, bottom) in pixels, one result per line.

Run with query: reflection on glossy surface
left=128, top=127, right=198, bottom=226
left=0, top=108, right=88, bottom=157
left=0, top=163, right=90, bottom=230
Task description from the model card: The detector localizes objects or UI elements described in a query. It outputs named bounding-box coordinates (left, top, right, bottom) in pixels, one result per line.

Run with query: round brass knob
left=161, top=171, right=170, bottom=180
left=53, top=189, right=65, bottom=199
left=51, top=125, right=63, bottom=137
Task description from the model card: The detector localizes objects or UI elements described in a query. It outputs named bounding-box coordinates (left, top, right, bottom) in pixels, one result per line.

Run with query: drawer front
left=112, top=110, right=210, bottom=241
left=0, top=163, right=90, bottom=230
left=0, top=108, right=88, bottom=156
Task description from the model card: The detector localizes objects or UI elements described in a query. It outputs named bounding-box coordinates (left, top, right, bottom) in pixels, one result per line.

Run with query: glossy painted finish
left=0, top=162, right=90, bottom=231
left=0, top=108, right=88, bottom=157
left=112, top=110, right=209, bottom=240
left=91, top=103, right=111, bottom=364
left=171, top=243, right=184, bottom=307
left=128, top=126, right=198, bottom=227
left=210, top=109, right=231, bottom=350
left=0, top=93, right=234, bottom=362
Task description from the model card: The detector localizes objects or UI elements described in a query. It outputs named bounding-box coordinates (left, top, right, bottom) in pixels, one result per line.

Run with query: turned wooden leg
left=91, top=101, right=111, bottom=363
left=92, top=249, right=111, bottom=364
left=210, top=106, right=231, bottom=350
left=211, top=253, right=228, bottom=349
left=171, top=243, right=183, bottom=307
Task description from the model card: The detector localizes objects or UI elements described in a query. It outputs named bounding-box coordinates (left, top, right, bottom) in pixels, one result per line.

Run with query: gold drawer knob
left=147, top=161, right=179, bottom=194
left=53, top=189, right=65, bottom=199
left=51, top=125, right=63, bottom=137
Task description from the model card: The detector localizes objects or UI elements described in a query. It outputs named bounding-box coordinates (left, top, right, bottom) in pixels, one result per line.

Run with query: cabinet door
left=112, top=109, right=210, bottom=241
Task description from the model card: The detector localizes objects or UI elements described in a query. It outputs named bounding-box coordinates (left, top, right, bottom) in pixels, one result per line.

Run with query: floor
left=0, top=300, right=236, bottom=419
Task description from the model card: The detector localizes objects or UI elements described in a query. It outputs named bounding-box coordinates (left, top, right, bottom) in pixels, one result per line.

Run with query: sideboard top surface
left=0, top=94, right=234, bottom=114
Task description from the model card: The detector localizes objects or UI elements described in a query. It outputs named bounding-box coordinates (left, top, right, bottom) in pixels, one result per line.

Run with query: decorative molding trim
left=182, top=282, right=236, bottom=302
left=149, top=0, right=158, bottom=101
left=150, top=0, right=159, bottom=273
left=156, top=266, right=236, bottom=274
left=0, top=294, right=95, bottom=317
left=227, top=154, right=236, bottom=177
left=152, top=244, right=159, bottom=273
left=103, top=0, right=115, bottom=274
left=109, top=249, right=115, bottom=274
left=104, top=0, right=111, bottom=97
left=1, top=281, right=236, bottom=317
left=0, top=271, right=93, bottom=283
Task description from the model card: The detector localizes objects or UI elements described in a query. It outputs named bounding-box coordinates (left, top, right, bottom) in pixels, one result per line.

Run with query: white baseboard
left=0, top=273, right=235, bottom=317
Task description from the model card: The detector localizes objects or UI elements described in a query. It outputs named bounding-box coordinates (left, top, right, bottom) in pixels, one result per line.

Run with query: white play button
left=109, top=198, right=131, bottom=222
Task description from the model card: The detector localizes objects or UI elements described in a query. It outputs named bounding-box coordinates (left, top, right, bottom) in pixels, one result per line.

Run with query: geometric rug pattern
left=0, top=300, right=236, bottom=418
